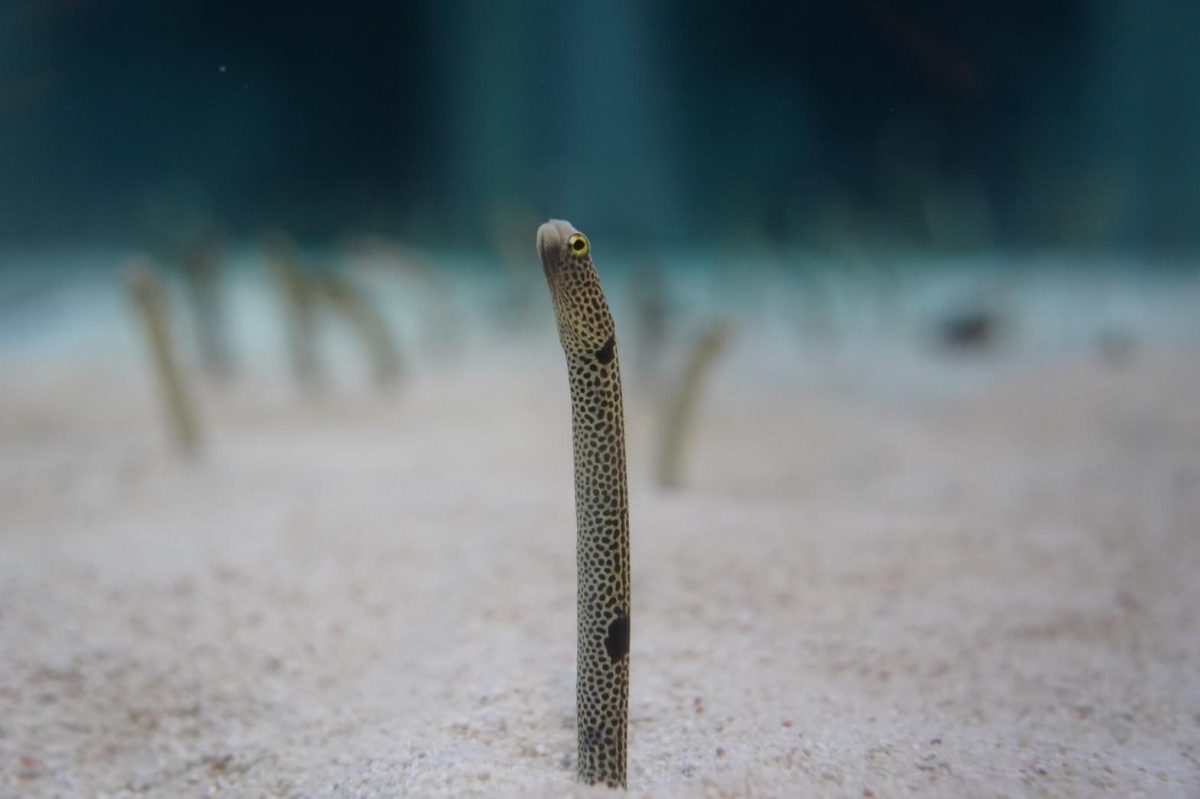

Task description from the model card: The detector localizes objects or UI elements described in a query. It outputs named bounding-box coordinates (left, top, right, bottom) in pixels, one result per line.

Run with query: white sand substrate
left=1, top=259, right=1199, bottom=797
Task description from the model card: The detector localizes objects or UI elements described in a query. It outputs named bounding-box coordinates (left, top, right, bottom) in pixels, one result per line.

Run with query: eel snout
left=536, top=219, right=577, bottom=275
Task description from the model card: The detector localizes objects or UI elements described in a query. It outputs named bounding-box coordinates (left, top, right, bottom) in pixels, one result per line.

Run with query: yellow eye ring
left=567, top=233, right=590, bottom=256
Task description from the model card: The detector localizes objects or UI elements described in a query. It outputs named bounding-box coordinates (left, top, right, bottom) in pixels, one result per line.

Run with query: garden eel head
left=537, top=219, right=616, bottom=358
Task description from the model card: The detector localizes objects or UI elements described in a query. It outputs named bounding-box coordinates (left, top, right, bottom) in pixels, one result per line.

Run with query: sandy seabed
left=1, top=262, right=1199, bottom=798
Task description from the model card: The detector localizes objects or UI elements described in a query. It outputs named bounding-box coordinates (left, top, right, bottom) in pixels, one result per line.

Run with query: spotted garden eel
left=538, top=219, right=630, bottom=789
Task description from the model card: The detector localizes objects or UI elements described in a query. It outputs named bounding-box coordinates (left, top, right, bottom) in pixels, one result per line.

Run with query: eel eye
left=567, top=233, right=590, bottom=256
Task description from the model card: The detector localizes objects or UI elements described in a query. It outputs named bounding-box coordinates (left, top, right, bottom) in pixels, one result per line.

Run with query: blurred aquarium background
left=3, top=0, right=1199, bottom=250
left=2, top=0, right=1200, bottom=425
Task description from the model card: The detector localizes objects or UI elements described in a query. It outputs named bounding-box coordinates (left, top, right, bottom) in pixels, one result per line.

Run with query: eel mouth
left=536, top=219, right=577, bottom=277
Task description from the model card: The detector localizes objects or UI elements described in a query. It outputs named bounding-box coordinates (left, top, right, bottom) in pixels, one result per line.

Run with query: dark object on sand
left=1096, top=328, right=1137, bottom=367
left=938, top=309, right=999, bottom=350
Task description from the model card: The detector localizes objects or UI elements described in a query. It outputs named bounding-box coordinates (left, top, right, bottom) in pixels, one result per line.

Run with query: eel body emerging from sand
left=538, top=219, right=631, bottom=788
left=127, top=262, right=202, bottom=457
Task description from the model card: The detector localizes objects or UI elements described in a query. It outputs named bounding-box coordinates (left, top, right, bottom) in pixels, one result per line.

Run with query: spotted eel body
left=537, top=219, right=630, bottom=789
